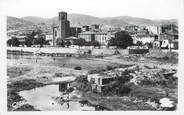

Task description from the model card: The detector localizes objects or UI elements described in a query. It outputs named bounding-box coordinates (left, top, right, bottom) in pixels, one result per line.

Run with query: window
left=98, top=78, right=101, bottom=85
left=55, top=31, right=57, bottom=37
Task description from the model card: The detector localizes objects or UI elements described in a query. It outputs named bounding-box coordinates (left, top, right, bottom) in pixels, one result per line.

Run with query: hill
left=7, top=14, right=178, bottom=30
left=21, top=16, right=48, bottom=23
left=7, top=16, right=34, bottom=30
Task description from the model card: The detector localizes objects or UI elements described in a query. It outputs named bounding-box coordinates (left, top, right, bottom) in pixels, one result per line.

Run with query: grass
left=82, top=92, right=156, bottom=110
left=14, top=104, right=40, bottom=111
left=146, top=49, right=178, bottom=64
left=7, top=66, right=32, bottom=78
left=8, top=79, right=44, bottom=92
left=7, top=79, right=44, bottom=111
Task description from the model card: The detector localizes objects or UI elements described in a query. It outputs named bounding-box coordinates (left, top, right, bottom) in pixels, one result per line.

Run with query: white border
left=0, top=0, right=184, bottom=115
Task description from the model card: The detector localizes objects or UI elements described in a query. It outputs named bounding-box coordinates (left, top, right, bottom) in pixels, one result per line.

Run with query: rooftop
left=65, top=36, right=79, bottom=40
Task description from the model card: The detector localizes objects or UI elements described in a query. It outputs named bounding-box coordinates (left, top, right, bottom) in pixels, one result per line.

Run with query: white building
left=145, top=26, right=161, bottom=35
left=132, top=34, right=155, bottom=44
left=95, top=32, right=111, bottom=46
left=46, top=34, right=53, bottom=46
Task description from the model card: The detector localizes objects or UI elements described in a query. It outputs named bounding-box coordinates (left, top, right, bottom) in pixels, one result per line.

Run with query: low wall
left=7, top=47, right=78, bottom=54
left=7, top=47, right=130, bottom=56
left=91, top=48, right=129, bottom=55
left=128, top=49, right=149, bottom=54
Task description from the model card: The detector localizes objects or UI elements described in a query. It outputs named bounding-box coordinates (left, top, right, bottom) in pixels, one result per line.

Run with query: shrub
left=54, top=73, right=63, bottom=77
left=106, top=65, right=113, bottom=70
left=118, top=85, right=131, bottom=96
left=74, top=75, right=91, bottom=92
left=74, top=66, right=82, bottom=70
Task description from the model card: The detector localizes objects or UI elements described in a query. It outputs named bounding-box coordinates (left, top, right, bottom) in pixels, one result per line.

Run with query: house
left=90, top=24, right=100, bottom=31
left=82, top=25, right=90, bottom=32
left=160, top=39, right=178, bottom=49
left=45, top=34, right=53, bottom=46
left=70, top=27, right=82, bottom=37
left=87, top=65, right=138, bottom=93
left=145, top=26, right=161, bottom=35
left=78, top=31, right=115, bottom=46
left=125, top=25, right=140, bottom=34
left=153, top=33, right=178, bottom=49
left=65, top=36, right=79, bottom=45
left=78, top=31, right=96, bottom=42
left=95, top=32, right=111, bottom=46
left=87, top=72, right=117, bottom=92
left=132, top=34, right=155, bottom=45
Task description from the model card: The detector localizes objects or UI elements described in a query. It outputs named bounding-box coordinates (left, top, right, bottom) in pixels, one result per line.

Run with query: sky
left=0, top=0, right=182, bottom=19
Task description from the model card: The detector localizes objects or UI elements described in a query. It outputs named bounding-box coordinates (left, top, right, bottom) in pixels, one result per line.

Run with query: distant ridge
left=7, top=14, right=178, bottom=30
left=7, top=16, right=34, bottom=30
left=21, top=16, right=48, bottom=23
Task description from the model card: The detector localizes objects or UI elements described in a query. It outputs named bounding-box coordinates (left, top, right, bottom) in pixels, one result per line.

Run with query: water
left=19, top=84, right=100, bottom=111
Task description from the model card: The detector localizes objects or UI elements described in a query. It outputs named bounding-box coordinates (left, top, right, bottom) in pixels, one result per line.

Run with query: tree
left=73, top=38, right=86, bottom=47
left=7, top=39, right=12, bottom=46
left=85, top=41, right=91, bottom=46
left=145, top=42, right=153, bottom=49
left=136, top=41, right=143, bottom=46
left=33, top=37, right=46, bottom=47
left=25, top=31, right=35, bottom=47
left=33, top=27, right=42, bottom=35
left=108, top=31, right=133, bottom=49
left=108, top=37, right=116, bottom=46
left=64, top=41, right=72, bottom=48
left=91, top=40, right=101, bottom=47
left=56, top=39, right=65, bottom=47
left=7, top=37, right=20, bottom=47
left=25, top=37, right=33, bottom=47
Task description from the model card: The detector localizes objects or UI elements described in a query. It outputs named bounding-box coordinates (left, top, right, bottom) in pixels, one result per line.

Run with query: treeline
left=7, top=29, right=49, bottom=47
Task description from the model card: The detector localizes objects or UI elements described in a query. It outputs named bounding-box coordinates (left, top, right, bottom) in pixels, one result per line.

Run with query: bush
left=108, top=31, right=133, bottom=49
left=106, top=65, right=113, bottom=70
left=101, top=75, right=133, bottom=96
left=118, top=85, right=131, bottom=96
left=7, top=38, right=20, bottom=47
left=74, top=75, right=91, bottom=92
left=74, top=66, right=82, bottom=70
left=15, top=104, right=40, bottom=111
left=54, top=73, right=63, bottom=77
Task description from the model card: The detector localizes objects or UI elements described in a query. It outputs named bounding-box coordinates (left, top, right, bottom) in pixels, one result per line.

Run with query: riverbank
left=7, top=48, right=178, bottom=111
left=7, top=54, right=124, bottom=111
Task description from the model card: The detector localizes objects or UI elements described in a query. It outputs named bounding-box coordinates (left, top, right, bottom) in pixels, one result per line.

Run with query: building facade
left=58, top=12, right=70, bottom=39
left=78, top=31, right=95, bottom=42
left=53, top=11, right=71, bottom=46
left=132, top=34, right=155, bottom=44
left=145, top=26, right=161, bottom=35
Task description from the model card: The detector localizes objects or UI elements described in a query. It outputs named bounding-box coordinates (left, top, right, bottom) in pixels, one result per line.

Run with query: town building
left=94, top=32, right=111, bottom=46
left=78, top=31, right=130, bottom=46
left=52, top=11, right=71, bottom=46
left=132, top=34, right=155, bottom=45
left=82, top=25, right=90, bottom=32
left=58, top=11, right=70, bottom=39
left=88, top=72, right=117, bottom=92
left=78, top=31, right=114, bottom=46
left=153, top=33, right=178, bottom=49
left=125, top=25, right=140, bottom=34
left=70, top=27, right=82, bottom=37
left=145, top=26, right=161, bottom=35
left=45, top=34, right=53, bottom=46
left=78, top=31, right=96, bottom=42
left=88, top=65, right=138, bottom=92
left=90, top=24, right=100, bottom=31
left=65, top=36, right=79, bottom=45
